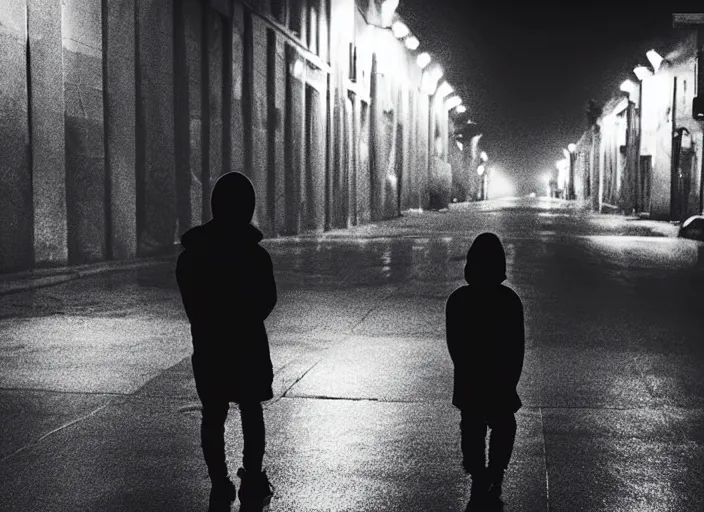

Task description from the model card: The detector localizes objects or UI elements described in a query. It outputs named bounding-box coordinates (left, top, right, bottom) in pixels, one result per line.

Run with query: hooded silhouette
left=175, top=172, right=276, bottom=509
left=446, top=232, right=525, bottom=509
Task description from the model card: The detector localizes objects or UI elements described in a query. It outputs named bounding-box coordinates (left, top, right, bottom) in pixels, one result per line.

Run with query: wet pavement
left=1, top=197, right=703, bottom=511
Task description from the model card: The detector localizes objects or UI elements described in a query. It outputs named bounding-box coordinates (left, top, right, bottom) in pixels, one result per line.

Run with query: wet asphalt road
left=1, top=197, right=703, bottom=512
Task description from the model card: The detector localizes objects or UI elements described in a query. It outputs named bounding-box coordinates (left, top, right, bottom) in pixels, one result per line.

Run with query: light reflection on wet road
left=0, top=197, right=703, bottom=512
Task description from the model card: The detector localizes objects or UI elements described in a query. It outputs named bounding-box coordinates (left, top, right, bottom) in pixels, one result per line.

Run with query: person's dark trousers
left=201, top=399, right=265, bottom=482
left=460, top=409, right=517, bottom=476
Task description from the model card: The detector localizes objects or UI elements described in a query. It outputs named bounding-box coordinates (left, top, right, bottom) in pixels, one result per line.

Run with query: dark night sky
left=398, top=1, right=701, bottom=195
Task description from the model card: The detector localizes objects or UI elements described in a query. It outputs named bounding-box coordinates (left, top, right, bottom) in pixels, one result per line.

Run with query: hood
left=180, top=219, right=264, bottom=251
left=464, top=232, right=507, bottom=286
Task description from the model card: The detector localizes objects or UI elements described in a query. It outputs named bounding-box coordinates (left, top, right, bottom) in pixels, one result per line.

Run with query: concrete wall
left=29, top=0, right=68, bottom=265
left=0, top=0, right=33, bottom=272
left=0, top=0, right=464, bottom=273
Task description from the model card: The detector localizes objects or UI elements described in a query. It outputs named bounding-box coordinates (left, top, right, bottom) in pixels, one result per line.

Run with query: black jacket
left=175, top=219, right=277, bottom=403
left=445, top=233, right=525, bottom=412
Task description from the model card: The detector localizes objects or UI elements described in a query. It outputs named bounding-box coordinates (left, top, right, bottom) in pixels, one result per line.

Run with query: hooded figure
left=175, top=172, right=276, bottom=508
left=445, top=232, right=525, bottom=508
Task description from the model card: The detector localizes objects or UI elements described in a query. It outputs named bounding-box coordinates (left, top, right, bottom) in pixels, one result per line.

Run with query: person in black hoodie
left=445, top=232, right=525, bottom=510
left=175, top=172, right=276, bottom=510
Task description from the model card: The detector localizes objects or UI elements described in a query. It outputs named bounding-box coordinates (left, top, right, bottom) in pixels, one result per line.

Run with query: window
left=290, top=0, right=306, bottom=39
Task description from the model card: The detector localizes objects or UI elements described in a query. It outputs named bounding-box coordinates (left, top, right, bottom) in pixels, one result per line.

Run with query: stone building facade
left=0, top=0, right=454, bottom=272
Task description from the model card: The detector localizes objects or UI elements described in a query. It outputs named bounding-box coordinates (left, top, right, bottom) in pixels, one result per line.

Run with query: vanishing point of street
left=1, top=197, right=703, bottom=512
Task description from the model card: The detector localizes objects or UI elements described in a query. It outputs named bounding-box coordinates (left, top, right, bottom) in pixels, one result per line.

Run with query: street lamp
left=480, top=151, right=488, bottom=162
left=404, top=36, right=420, bottom=50
left=445, top=95, right=462, bottom=110
left=633, top=65, right=653, bottom=80
left=391, top=20, right=409, bottom=39
left=416, top=52, right=431, bottom=69
left=455, top=104, right=467, bottom=114
left=646, top=49, right=664, bottom=72
left=436, top=81, right=454, bottom=99
left=380, top=0, right=399, bottom=27
left=620, top=79, right=636, bottom=95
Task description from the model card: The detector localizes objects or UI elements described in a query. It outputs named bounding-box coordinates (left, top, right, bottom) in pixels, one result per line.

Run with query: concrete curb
left=0, top=255, right=177, bottom=296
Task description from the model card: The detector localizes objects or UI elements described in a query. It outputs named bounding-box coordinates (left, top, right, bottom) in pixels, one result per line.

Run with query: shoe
left=208, top=478, right=237, bottom=511
left=467, top=469, right=489, bottom=508
left=486, top=468, right=505, bottom=506
left=237, top=467, right=274, bottom=507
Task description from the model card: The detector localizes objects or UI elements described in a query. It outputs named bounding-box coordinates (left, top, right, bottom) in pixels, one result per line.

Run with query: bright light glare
left=562, top=148, right=570, bottom=159
left=416, top=52, right=431, bottom=69
left=488, top=170, right=515, bottom=199
left=455, top=105, right=467, bottom=113
left=646, top=49, right=663, bottom=72
left=568, top=143, right=577, bottom=153
left=477, top=164, right=485, bottom=176
left=543, top=173, right=551, bottom=184
left=292, top=60, right=304, bottom=78
left=445, top=96, right=462, bottom=110
left=404, top=36, right=420, bottom=50
left=633, top=65, right=652, bottom=81
left=436, top=81, right=454, bottom=98
left=480, top=151, right=488, bottom=162
left=381, top=0, right=399, bottom=26
left=391, top=21, right=410, bottom=39
left=620, top=79, right=636, bottom=94
left=429, top=65, right=444, bottom=81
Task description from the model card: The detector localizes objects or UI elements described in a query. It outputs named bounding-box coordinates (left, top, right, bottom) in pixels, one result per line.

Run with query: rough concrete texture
left=29, top=0, right=68, bottom=266
left=136, top=0, right=176, bottom=256
left=0, top=0, right=33, bottom=272
left=1, top=197, right=702, bottom=511
left=105, top=0, right=137, bottom=260
left=63, top=0, right=106, bottom=264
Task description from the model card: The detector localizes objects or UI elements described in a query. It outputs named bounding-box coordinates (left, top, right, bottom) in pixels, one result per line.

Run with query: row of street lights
left=547, top=49, right=665, bottom=201
left=387, top=4, right=465, bottom=115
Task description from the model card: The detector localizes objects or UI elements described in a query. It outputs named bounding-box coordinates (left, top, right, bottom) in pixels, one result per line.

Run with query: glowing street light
left=477, top=164, right=485, bottom=176
left=567, top=143, right=577, bottom=153
left=633, top=65, right=653, bottom=81
left=480, top=151, right=488, bottom=162
left=404, top=36, right=420, bottom=50
left=620, top=79, right=636, bottom=95
left=562, top=148, right=570, bottom=159
left=391, top=20, right=410, bottom=39
left=416, top=52, right=431, bottom=69
left=445, top=95, right=462, bottom=110
left=646, top=49, right=664, bottom=72
left=436, top=81, right=454, bottom=98
left=380, top=0, right=399, bottom=27
left=455, top=105, right=467, bottom=114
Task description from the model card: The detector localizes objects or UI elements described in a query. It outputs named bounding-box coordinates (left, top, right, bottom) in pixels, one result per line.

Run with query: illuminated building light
left=620, top=79, right=636, bottom=94
left=381, top=0, right=399, bottom=27
left=404, top=36, right=420, bottom=50
left=391, top=20, right=410, bottom=39
left=421, top=72, right=440, bottom=95
left=455, top=105, right=467, bottom=114
left=646, top=49, right=664, bottom=73
left=292, top=59, right=304, bottom=78
left=568, top=143, right=576, bottom=153
left=480, top=151, right=488, bottom=162
left=429, top=65, right=444, bottom=82
left=445, top=95, right=462, bottom=110
left=456, top=140, right=464, bottom=151
left=633, top=65, right=653, bottom=81
left=488, top=169, right=516, bottom=199
left=416, top=52, right=431, bottom=69
left=562, top=148, right=570, bottom=159
left=436, top=81, right=454, bottom=98
left=477, top=164, right=485, bottom=176
left=387, top=173, right=398, bottom=185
